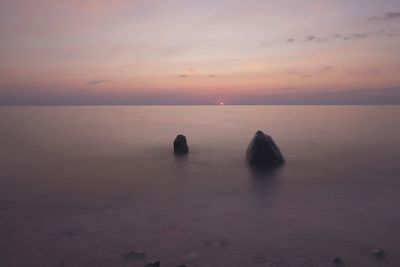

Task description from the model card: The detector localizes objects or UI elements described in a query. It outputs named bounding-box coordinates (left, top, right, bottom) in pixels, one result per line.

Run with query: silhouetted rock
left=246, top=130, right=285, bottom=167
left=123, top=251, right=146, bottom=261
left=371, top=249, right=385, bottom=258
left=332, top=257, right=343, bottom=265
left=144, top=262, right=160, bottom=267
left=174, top=135, right=189, bottom=154
left=177, top=265, right=188, bottom=267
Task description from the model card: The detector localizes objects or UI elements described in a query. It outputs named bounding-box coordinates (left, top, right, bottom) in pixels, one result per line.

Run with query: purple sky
left=1, top=0, right=400, bottom=105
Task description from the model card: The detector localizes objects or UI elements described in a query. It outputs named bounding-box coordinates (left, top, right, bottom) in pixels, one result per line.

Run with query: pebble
left=144, top=261, right=160, bottom=267
left=332, top=257, right=343, bottom=265
left=123, top=251, right=146, bottom=261
left=372, top=249, right=385, bottom=258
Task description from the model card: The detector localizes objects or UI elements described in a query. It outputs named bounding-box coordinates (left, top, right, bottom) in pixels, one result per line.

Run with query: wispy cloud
left=379, top=28, right=400, bottom=37
left=367, top=12, right=400, bottom=21
left=334, top=33, right=368, bottom=40
left=230, top=87, right=400, bottom=105
left=298, top=35, right=329, bottom=43
left=306, top=35, right=316, bottom=41
left=322, top=66, right=333, bottom=72
left=85, top=80, right=110, bottom=86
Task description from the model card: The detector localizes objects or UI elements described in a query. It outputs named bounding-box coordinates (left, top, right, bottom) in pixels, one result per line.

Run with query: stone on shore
left=332, top=257, right=343, bottom=265
left=246, top=130, right=285, bottom=167
left=144, top=262, right=160, bottom=267
left=371, top=249, right=385, bottom=258
left=174, top=134, right=189, bottom=154
left=122, top=251, right=146, bottom=261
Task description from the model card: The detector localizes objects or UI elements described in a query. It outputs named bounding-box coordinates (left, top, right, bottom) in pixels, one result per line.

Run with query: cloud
left=368, top=12, right=400, bottom=21
left=350, top=33, right=368, bottom=39
left=334, top=33, right=368, bottom=40
left=378, top=28, right=400, bottom=37
left=322, top=66, right=333, bottom=71
left=3, top=84, right=400, bottom=105
left=0, top=87, right=216, bottom=105
left=286, top=38, right=295, bottom=43
left=306, top=35, right=316, bottom=41
left=178, top=74, right=188, bottom=78
left=230, top=87, right=400, bottom=105
left=305, top=35, right=329, bottom=42
left=85, top=80, right=110, bottom=85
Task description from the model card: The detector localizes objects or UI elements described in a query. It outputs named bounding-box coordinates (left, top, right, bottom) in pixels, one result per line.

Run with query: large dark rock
left=174, top=135, right=189, bottom=154
left=246, top=130, right=285, bottom=167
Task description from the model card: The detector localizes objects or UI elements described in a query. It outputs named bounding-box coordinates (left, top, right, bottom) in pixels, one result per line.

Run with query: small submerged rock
left=332, top=257, right=343, bottom=265
left=246, top=130, right=285, bottom=167
left=123, top=251, right=146, bottom=261
left=371, top=249, right=385, bottom=258
left=144, top=262, right=160, bottom=267
left=174, top=134, right=189, bottom=154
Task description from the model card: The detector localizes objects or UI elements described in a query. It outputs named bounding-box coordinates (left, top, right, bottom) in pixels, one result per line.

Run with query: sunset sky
left=1, top=0, right=400, bottom=104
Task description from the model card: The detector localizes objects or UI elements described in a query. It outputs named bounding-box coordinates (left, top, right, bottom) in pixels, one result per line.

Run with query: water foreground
left=0, top=106, right=400, bottom=267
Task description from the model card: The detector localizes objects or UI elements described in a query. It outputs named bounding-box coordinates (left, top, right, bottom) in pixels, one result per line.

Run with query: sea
left=0, top=106, right=399, bottom=267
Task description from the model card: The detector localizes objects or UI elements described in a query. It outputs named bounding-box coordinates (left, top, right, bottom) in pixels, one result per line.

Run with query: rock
left=371, top=249, right=385, bottom=258
left=144, top=262, right=160, bottom=267
left=218, top=240, right=228, bottom=247
left=177, top=265, right=188, bottom=267
left=174, top=135, right=189, bottom=154
left=246, top=130, right=285, bottom=167
left=332, top=257, right=343, bottom=265
left=123, top=251, right=146, bottom=261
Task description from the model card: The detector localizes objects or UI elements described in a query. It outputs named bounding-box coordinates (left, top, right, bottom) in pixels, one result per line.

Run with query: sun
left=219, top=102, right=224, bottom=106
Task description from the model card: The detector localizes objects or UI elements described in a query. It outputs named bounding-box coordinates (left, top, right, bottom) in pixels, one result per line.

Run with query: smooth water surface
left=0, top=106, right=400, bottom=267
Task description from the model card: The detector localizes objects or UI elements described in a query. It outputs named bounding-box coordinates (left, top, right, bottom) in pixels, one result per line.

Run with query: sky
left=0, top=0, right=400, bottom=105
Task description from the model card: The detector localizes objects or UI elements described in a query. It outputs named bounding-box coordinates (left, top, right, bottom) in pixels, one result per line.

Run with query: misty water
left=1, top=106, right=400, bottom=267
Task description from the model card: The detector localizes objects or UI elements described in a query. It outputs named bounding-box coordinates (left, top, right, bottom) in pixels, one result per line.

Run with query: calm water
left=0, top=106, right=400, bottom=267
